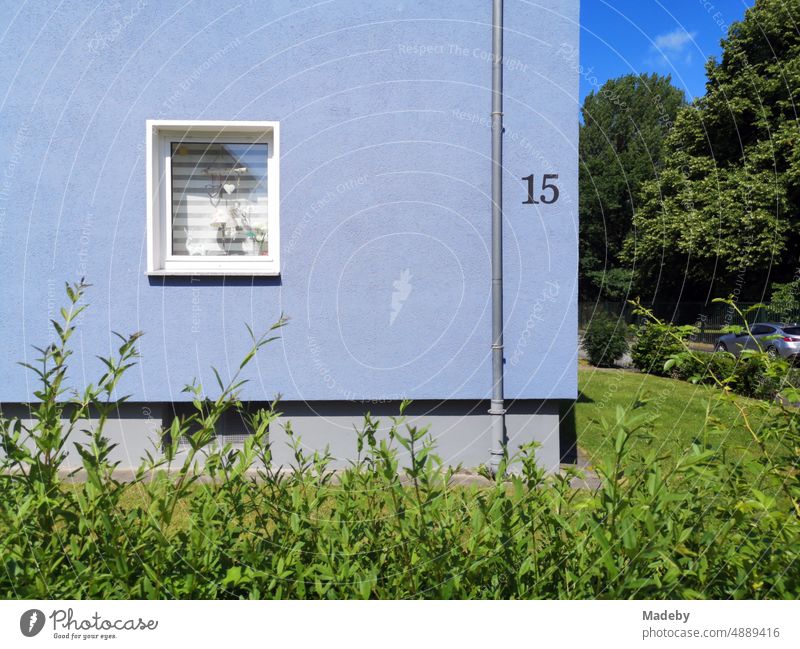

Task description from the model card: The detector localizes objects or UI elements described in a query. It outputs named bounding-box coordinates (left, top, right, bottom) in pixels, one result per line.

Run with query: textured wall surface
left=0, top=0, right=579, bottom=403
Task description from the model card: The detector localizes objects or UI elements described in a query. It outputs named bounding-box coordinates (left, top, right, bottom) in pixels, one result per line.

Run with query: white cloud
left=648, top=27, right=697, bottom=67
left=654, top=28, right=695, bottom=52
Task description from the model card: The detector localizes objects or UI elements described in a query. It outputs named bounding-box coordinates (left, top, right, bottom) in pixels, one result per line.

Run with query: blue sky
left=580, top=1, right=754, bottom=104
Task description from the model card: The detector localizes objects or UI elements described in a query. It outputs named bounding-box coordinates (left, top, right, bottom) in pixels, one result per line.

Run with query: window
left=146, top=120, right=279, bottom=275
left=751, top=325, right=774, bottom=336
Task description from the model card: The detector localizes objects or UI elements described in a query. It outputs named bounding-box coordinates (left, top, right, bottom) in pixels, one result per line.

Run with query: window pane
left=171, top=141, right=269, bottom=257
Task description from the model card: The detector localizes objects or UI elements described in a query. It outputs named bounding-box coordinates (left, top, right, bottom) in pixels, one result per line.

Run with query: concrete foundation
left=0, top=400, right=576, bottom=473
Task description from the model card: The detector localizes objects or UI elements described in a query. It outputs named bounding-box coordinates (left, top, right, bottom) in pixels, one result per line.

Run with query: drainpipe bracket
left=488, top=399, right=506, bottom=416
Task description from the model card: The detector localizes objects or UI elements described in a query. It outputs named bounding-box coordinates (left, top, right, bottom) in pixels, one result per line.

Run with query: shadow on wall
left=148, top=276, right=282, bottom=288
left=559, top=400, right=578, bottom=464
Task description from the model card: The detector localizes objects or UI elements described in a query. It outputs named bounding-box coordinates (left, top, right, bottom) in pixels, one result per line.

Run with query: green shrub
left=582, top=314, right=628, bottom=367
left=728, top=351, right=799, bottom=401
left=671, top=347, right=798, bottom=401
left=671, top=350, right=736, bottom=386
left=708, top=352, right=738, bottom=383
left=730, top=355, right=773, bottom=399
left=670, top=350, right=709, bottom=383
left=630, top=320, right=696, bottom=376
left=1, top=284, right=798, bottom=599
left=667, top=331, right=786, bottom=400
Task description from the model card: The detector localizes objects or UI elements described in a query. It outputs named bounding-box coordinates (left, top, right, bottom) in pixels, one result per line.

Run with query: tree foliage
left=579, top=74, right=685, bottom=300
left=768, top=277, right=800, bottom=319
left=624, top=0, right=800, bottom=301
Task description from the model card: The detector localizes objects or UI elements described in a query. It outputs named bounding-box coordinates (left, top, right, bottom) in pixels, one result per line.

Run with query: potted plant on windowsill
left=245, top=225, right=268, bottom=256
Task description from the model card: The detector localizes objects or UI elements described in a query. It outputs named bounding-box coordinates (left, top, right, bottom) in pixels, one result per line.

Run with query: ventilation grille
left=169, top=406, right=267, bottom=447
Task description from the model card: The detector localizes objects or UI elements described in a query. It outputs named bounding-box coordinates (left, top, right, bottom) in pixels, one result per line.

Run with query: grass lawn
left=575, top=364, right=781, bottom=467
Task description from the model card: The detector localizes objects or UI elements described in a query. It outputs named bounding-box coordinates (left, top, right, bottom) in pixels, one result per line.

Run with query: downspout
left=489, top=0, right=506, bottom=472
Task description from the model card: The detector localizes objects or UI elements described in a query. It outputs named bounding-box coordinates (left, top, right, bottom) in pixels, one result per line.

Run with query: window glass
left=171, top=141, right=269, bottom=257
left=751, top=325, right=774, bottom=335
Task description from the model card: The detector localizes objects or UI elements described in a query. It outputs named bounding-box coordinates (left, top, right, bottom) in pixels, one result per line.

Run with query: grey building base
left=0, top=400, right=577, bottom=474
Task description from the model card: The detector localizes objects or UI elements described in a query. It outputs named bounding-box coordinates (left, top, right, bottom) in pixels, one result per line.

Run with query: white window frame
left=146, top=120, right=280, bottom=275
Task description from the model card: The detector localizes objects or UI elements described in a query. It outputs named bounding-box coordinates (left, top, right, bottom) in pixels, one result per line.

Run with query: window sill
left=147, top=269, right=280, bottom=277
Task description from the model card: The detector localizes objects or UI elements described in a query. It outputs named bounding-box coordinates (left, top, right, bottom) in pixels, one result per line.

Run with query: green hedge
left=2, top=283, right=798, bottom=599
left=669, top=350, right=736, bottom=385
left=669, top=350, right=800, bottom=401
left=630, top=312, right=797, bottom=402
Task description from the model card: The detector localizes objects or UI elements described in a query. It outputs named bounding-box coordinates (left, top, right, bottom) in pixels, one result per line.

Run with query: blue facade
left=0, top=1, right=579, bottom=404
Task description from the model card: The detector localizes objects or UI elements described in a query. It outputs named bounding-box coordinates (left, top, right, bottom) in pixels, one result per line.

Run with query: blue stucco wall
left=0, top=0, right=579, bottom=403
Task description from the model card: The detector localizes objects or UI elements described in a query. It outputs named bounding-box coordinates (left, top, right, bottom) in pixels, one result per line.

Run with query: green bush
left=671, top=347, right=798, bottom=401
left=730, top=355, right=775, bottom=399
left=1, top=284, right=798, bottom=599
left=728, top=352, right=800, bottom=401
left=630, top=320, right=696, bottom=376
left=582, top=314, right=628, bottom=367
left=635, top=311, right=796, bottom=400
left=671, top=351, right=731, bottom=385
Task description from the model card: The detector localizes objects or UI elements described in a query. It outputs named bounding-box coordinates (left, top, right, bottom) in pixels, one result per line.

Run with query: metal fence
left=579, top=301, right=800, bottom=346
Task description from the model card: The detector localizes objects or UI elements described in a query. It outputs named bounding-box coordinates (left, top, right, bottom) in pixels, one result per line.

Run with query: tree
left=768, top=278, right=800, bottom=320
left=623, top=0, right=800, bottom=303
left=579, top=74, right=685, bottom=300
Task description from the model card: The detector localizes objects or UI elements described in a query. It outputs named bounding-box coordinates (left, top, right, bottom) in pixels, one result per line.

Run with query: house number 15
left=522, top=174, right=559, bottom=204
